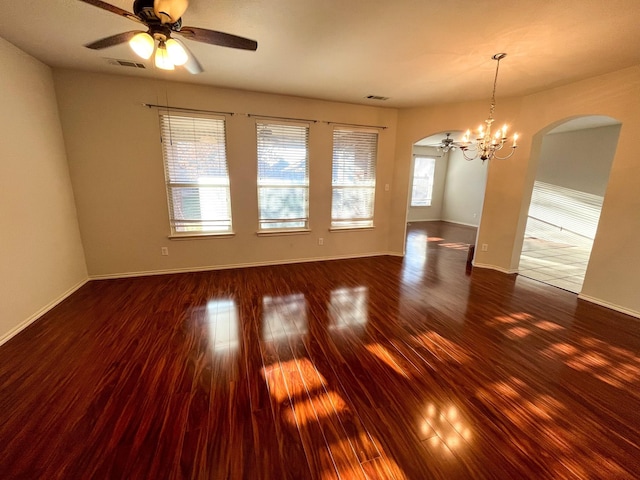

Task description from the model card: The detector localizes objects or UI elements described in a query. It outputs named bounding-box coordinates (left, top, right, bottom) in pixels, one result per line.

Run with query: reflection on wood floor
left=1, top=221, right=639, bottom=479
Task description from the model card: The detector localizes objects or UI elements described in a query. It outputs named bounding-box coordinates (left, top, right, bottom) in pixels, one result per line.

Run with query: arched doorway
left=408, top=131, right=487, bottom=226
left=517, top=116, right=621, bottom=293
left=402, top=131, right=487, bottom=272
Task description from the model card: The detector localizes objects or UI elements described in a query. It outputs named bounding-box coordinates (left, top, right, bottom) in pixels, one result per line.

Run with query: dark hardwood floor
left=1, top=221, right=639, bottom=479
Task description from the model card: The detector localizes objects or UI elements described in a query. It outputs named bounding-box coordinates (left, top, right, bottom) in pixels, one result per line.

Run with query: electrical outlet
left=161, top=247, right=169, bottom=256
left=385, top=184, right=390, bottom=191
left=481, top=244, right=488, bottom=252
left=318, top=237, right=324, bottom=246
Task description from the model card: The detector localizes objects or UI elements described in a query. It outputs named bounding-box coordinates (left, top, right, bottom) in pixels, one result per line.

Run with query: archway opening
left=408, top=131, right=488, bottom=226
left=402, top=131, right=487, bottom=273
left=518, top=116, right=621, bottom=293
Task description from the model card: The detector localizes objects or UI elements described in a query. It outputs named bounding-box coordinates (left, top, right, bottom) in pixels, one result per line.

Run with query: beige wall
left=2, top=37, right=636, bottom=343
left=538, top=125, right=621, bottom=196
left=0, top=39, right=87, bottom=342
left=10, top=57, right=635, bottom=320
left=53, top=70, right=398, bottom=277
left=441, top=148, right=487, bottom=227
left=394, top=66, right=640, bottom=317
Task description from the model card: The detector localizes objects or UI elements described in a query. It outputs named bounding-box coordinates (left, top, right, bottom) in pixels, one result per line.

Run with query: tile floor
left=518, top=218, right=593, bottom=293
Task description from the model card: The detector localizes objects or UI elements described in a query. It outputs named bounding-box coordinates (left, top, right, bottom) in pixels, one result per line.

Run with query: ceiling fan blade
left=78, top=0, right=142, bottom=23
left=85, top=30, right=142, bottom=50
left=178, top=26, right=258, bottom=51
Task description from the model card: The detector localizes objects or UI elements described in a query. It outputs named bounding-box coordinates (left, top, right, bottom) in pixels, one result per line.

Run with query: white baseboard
left=406, top=219, right=479, bottom=228
left=0, top=277, right=89, bottom=347
left=89, top=252, right=399, bottom=280
left=578, top=293, right=640, bottom=320
left=441, top=219, right=480, bottom=228
left=471, top=262, right=518, bottom=275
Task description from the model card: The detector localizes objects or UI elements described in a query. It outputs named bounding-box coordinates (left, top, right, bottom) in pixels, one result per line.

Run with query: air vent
left=105, top=58, right=146, bottom=69
left=366, top=95, right=389, bottom=101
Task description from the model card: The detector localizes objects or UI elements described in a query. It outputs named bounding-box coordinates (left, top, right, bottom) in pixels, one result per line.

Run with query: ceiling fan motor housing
left=133, top=0, right=156, bottom=20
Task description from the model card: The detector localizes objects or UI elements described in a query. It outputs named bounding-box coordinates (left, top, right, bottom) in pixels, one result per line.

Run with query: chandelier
left=459, top=53, right=518, bottom=162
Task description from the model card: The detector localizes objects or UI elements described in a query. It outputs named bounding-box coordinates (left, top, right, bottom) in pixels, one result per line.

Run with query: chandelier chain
left=489, top=57, right=501, bottom=120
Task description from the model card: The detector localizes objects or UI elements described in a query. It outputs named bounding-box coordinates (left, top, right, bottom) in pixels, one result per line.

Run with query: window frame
left=159, top=111, right=234, bottom=238
left=256, top=121, right=310, bottom=233
left=410, top=155, right=437, bottom=207
left=330, top=127, right=379, bottom=230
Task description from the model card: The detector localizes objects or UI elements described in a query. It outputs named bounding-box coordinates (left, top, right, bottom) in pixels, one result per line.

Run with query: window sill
left=329, top=226, right=375, bottom=232
left=169, top=232, right=236, bottom=240
left=256, top=229, right=311, bottom=237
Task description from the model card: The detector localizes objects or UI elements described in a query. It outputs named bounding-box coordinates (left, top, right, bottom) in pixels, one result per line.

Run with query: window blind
left=331, top=128, right=378, bottom=228
left=256, top=122, right=309, bottom=230
left=528, top=181, right=603, bottom=239
left=160, top=113, right=232, bottom=234
left=410, top=156, right=436, bottom=207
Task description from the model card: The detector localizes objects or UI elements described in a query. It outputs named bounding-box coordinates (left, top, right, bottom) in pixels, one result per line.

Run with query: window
left=160, top=113, right=232, bottom=235
left=410, top=156, right=436, bottom=207
left=331, top=128, right=378, bottom=228
left=256, top=122, right=309, bottom=230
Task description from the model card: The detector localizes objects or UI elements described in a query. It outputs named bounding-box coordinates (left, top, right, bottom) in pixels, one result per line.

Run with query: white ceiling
left=2, top=0, right=640, bottom=108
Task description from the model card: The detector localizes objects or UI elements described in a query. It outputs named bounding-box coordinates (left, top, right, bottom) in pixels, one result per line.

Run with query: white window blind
left=528, top=181, right=603, bottom=239
left=331, top=128, right=378, bottom=228
left=160, top=113, right=232, bottom=234
left=410, top=156, right=436, bottom=207
left=256, top=122, right=309, bottom=230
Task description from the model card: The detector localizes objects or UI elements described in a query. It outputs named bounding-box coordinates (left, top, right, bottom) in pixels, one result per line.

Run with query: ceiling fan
left=429, top=133, right=459, bottom=152
left=79, top=0, right=258, bottom=74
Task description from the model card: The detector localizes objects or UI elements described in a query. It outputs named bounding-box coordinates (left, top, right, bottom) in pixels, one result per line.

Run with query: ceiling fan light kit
left=165, top=39, right=188, bottom=65
left=80, top=0, right=258, bottom=74
left=129, top=32, right=154, bottom=59
left=154, top=41, right=174, bottom=70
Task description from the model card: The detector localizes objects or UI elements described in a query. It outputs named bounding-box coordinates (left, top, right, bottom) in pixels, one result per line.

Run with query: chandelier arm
left=460, top=147, right=478, bottom=161
left=492, top=146, right=517, bottom=161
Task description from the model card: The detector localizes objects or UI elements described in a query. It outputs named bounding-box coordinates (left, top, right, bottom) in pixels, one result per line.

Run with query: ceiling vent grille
left=366, top=95, right=389, bottom=101
left=105, top=58, right=147, bottom=69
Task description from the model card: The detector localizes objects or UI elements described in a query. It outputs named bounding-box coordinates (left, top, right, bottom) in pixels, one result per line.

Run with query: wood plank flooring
left=1, top=221, right=639, bottom=479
